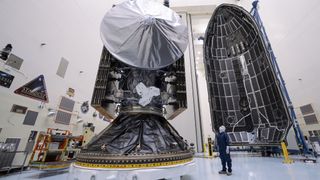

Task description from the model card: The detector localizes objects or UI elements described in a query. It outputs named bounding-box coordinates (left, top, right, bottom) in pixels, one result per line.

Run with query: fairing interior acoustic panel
left=204, top=4, right=292, bottom=145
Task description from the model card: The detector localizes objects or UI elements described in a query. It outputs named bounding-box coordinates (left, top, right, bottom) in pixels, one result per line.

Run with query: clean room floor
left=1, top=154, right=319, bottom=180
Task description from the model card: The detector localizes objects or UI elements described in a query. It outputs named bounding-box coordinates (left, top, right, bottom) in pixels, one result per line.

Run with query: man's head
left=219, top=125, right=226, bottom=133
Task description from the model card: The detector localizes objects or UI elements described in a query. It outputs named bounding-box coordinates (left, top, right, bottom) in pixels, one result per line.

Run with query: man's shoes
left=218, top=170, right=227, bottom=174
left=226, top=171, right=232, bottom=176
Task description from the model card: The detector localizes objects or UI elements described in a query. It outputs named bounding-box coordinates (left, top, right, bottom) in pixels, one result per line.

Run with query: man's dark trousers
left=220, top=152, right=232, bottom=172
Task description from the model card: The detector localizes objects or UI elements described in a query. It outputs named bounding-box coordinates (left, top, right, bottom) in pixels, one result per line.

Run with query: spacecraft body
left=204, top=4, right=292, bottom=145
left=75, top=0, right=193, bottom=168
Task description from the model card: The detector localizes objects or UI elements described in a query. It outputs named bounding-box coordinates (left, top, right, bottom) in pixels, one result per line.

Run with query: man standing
left=216, top=125, right=232, bottom=175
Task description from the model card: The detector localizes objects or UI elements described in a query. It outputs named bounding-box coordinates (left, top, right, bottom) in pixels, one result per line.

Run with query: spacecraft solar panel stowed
left=204, top=4, right=292, bottom=145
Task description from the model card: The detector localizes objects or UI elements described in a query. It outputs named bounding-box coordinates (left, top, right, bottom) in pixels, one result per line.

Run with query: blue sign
left=0, top=70, right=14, bottom=88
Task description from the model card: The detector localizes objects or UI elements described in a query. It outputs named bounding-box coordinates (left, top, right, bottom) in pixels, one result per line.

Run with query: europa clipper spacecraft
left=75, top=0, right=193, bottom=170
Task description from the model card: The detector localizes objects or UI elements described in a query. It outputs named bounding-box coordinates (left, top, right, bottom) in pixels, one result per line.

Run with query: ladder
left=250, top=0, right=310, bottom=155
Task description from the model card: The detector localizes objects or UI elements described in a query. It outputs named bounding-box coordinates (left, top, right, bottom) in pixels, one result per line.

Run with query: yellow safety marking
left=75, top=158, right=193, bottom=169
left=281, top=141, right=294, bottom=164
left=208, top=140, right=213, bottom=157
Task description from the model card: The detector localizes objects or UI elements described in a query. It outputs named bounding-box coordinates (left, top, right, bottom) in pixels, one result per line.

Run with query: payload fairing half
left=204, top=4, right=292, bottom=145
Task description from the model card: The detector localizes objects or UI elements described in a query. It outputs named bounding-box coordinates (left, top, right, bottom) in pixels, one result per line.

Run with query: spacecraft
left=74, top=0, right=193, bottom=169
left=204, top=4, right=292, bottom=146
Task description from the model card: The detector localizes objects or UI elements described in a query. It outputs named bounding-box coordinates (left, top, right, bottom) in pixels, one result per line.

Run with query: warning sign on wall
left=14, top=75, right=49, bottom=102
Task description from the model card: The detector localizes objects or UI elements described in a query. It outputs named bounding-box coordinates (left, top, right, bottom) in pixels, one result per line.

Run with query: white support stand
left=68, top=160, right=195, bottom=180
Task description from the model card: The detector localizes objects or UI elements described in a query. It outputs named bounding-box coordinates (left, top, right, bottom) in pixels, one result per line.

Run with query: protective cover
left=204, top=4, right=292, bottom=145
left=100, top=0, right=188, bottom=70
left=77, top=113, right=193, bottom=166
left=84, top=113, right=187, bottom=154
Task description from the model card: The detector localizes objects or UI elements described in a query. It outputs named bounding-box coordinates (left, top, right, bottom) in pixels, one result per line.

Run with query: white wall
left=0, top=0, right=120, bottom=166
left=256, top=0, right=320, bottom=133
left=168, top=13, right=206, bottom=152
left=294, top=108, right=320, bottom=138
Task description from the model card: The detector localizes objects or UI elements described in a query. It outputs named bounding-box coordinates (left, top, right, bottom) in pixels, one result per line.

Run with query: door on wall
left=0, top=138, right=20, bottom=168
